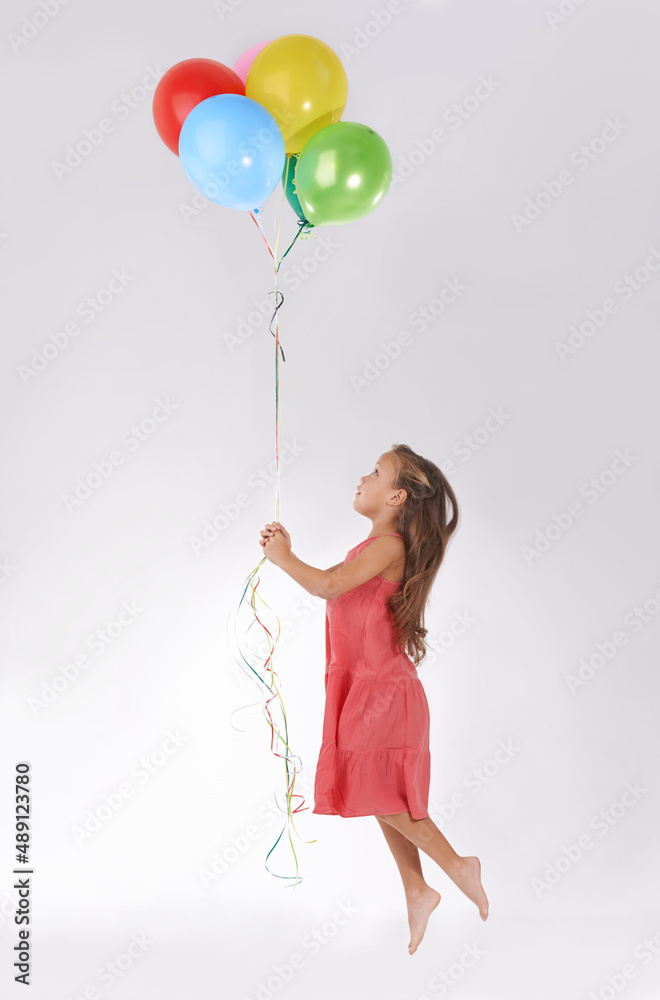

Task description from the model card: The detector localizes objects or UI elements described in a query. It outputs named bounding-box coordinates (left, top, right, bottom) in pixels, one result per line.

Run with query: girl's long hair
left=386, top=443, right=460, bottom=667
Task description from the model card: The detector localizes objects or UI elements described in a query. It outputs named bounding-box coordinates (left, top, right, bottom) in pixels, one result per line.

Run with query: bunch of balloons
left=152, top=34, right=393, bottom=226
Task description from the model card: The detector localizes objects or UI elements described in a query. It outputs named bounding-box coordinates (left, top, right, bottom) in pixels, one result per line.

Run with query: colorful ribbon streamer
left=227, top=163, right=315, bottom=887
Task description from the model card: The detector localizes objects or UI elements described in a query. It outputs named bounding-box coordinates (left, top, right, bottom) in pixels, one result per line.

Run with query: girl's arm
left=276, top=538, right=401, bottom=600
left=260, top=524, right=344, bottom=598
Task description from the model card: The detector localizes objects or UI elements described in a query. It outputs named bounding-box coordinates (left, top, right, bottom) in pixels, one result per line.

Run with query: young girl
left=259, top=443, right=488, bottom=955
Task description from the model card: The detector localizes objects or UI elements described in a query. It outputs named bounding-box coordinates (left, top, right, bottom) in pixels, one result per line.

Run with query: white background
left=1, top=0, right=659, bottom=998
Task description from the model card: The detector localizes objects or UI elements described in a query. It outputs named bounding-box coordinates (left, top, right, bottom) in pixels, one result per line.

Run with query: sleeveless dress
left=312, top=532, right=431, bottom=819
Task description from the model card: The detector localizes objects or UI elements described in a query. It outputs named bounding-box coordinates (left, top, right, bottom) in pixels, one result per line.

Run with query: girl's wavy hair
left=385, top=443, right=460, bottom=667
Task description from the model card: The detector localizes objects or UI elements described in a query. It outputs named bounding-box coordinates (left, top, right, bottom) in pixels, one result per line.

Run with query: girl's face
left=354, top=453, right=397, bottom=511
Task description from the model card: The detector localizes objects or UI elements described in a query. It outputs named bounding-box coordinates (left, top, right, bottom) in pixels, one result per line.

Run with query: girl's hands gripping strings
left=259, top=522, right=292, bottom=567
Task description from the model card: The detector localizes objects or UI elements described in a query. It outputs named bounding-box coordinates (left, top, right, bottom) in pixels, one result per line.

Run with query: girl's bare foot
left=451, top=856, right=489, bottom=919
left=406, top=885, right=442, bottom=955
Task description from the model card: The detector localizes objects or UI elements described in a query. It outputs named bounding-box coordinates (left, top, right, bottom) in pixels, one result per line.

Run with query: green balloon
left=281, top=153, right=308, bottom=222
left=295, top=122, right=392, bottom=226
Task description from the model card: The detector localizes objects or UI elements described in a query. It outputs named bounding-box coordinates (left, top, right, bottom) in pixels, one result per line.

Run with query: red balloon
left=153, top=58, right=245, bottom=155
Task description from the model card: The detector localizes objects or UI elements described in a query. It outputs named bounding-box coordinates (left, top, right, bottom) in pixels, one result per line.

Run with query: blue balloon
left=178, top=94, right=286, bottom=211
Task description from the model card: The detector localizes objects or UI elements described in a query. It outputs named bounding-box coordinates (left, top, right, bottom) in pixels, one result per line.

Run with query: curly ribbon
left=228, top=160, right=315, bottom=888
left=226, top=568, right=312, bottom=887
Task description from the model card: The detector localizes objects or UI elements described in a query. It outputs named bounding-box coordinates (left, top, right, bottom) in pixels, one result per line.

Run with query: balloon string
left=264, top=174, right=318, bottom=884
left=249, top=209, right=274, bottom=259
left=275, top=157, right=313, bottom=269
left=277, top=219, right=312, bottom=269
left=251, top=205, right=309, bottom=365
left=273, top=231, right=282, bottom=525
left=268, top=290, right=285, bottom=361
left=230, top=179, right=318, bottom=887
left=226, top=563, right=317, bottom=888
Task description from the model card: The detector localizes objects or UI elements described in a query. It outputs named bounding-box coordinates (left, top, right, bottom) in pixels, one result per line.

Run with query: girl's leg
left=375, top=816, right=428, bottom=895
left=375, top=811, right=489, bottom=920
left=375, top=817, right=441, bottom=955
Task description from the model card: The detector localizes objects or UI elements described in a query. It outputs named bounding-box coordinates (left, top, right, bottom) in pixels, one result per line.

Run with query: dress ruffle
left=313, top=741, right=431, bottom=819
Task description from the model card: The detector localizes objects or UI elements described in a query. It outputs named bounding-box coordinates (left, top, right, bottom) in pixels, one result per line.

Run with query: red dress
left=312, top=532, right=431, bottom=819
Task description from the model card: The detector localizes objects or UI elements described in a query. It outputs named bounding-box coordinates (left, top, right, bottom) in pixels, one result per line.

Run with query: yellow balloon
left=246, top=34, right=348, bottom=155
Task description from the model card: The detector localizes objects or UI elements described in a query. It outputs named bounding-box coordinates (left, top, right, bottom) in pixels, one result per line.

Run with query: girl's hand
left=259, top=522, right=292, bottom=567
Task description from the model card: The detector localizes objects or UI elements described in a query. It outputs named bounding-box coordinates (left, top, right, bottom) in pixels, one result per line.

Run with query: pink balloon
left=232, top=40, right=272, bottom=85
